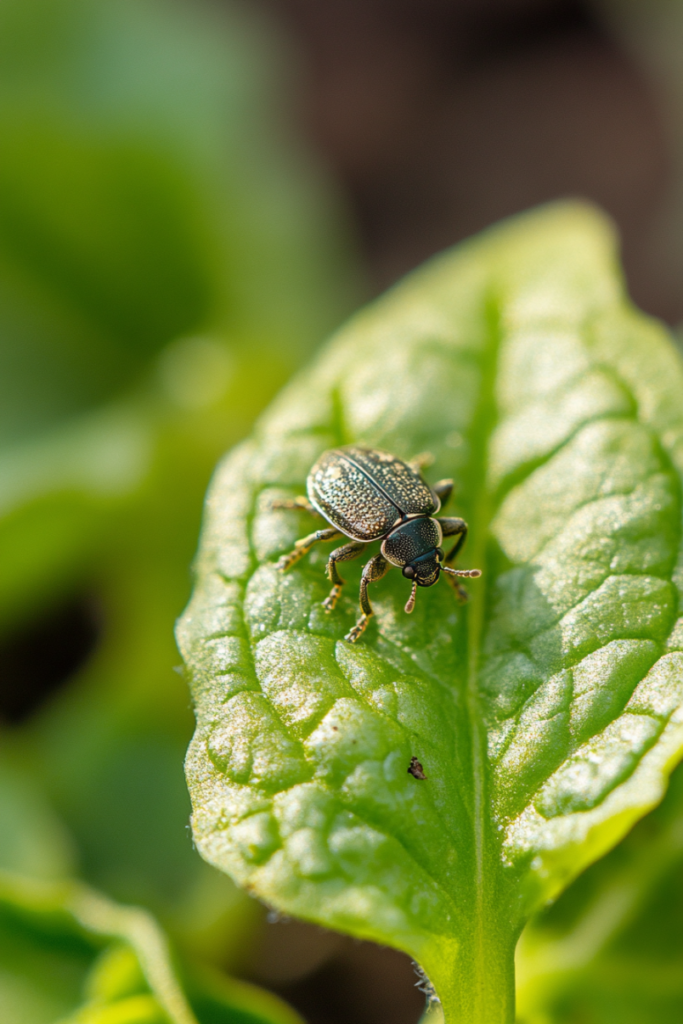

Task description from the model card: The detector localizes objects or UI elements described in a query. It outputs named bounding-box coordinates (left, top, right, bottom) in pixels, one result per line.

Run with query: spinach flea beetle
left=272, top=446, right=481, bottom=643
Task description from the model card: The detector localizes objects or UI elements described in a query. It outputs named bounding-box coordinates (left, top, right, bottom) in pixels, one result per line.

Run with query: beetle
left=272, top=446, right=481, bottom=643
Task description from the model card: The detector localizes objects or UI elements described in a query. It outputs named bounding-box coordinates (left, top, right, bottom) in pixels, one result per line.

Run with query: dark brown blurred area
left=260, top=0, right=678, bottom=324
left=247, top=918, right=426, bottom=1024
left=0, top=597, right=100, bottom=724
left=232, top=1, right=681, bottom=1020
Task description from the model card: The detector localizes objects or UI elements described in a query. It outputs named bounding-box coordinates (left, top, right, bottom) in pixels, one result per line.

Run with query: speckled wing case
left=307, top=446, right=438, bottom=541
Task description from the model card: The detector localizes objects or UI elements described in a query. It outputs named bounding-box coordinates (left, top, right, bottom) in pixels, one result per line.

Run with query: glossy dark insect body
left=273, top=446, right=482, bottom=642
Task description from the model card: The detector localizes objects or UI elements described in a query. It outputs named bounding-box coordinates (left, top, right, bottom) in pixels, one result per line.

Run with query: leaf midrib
left=461, top=290, right=502, bottom=935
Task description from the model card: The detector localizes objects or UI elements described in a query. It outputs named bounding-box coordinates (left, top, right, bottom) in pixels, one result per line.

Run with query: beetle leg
left=432, top=478, right=453, bottom=506
left=439, top=517, right=468, bottom=562
left=440, top=516, right=468, bottom=600
left=323, top=541, right=365, bottom=612
left=345, top=553, right=390, bottom=643
left=408, top=451, right=434, bottom=473
left=438, top=517, right=482, bottom=601
left=276, top=527, right=343, bottom=572
left=270, top=495, right=321, bottom=516
left=443, top=573, right=470, bottom=602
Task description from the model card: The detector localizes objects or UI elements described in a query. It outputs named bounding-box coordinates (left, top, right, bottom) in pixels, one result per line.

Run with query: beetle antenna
left=404, top=580, right=418, bottom=613
left=442, top=566, right=482, bottom=578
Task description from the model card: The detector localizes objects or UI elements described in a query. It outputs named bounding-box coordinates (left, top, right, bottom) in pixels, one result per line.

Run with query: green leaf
left=0, top=870, right=303, bottom=1024
left=514, top=759, right=683, bottom=1024
left=178, top=202, right=683, bottom=1022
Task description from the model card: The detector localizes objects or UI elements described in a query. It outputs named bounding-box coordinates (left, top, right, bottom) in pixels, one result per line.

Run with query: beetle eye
left=436, top=547, right=444, bottom=560
left=403, top=565, right=416, bottom=579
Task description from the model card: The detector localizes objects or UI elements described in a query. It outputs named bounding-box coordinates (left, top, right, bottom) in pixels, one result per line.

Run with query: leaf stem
left=424, top=927, right=517, bottom=1024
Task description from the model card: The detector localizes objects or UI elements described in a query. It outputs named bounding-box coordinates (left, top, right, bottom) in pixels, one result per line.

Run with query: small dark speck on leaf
left=408, top=756, right=427, bottom=780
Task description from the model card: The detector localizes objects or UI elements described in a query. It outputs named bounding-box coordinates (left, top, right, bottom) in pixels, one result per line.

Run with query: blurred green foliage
left=0, top=0, right=357, bottom=628
left=0, top=0, right=358, bottom=1018
left=0, top=753, right=306, bottom=1023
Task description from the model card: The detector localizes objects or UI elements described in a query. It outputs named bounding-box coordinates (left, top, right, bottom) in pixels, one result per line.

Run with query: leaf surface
left=179, top=204, right=683, bottom=1021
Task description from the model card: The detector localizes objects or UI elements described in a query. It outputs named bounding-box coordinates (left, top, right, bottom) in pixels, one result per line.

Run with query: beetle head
left=402, top=552, right=441, bottom=588
left=402, top=549, right=482, bottom=612
left=401, top=548, right=441, bottom=613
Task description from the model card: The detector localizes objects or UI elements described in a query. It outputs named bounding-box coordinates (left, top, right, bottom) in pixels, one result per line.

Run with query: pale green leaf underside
left=179, top=204, right=683, bottom=1010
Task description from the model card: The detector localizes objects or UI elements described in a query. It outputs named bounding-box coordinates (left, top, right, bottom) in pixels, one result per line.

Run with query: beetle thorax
left=381, top=516, right=443, bottom=568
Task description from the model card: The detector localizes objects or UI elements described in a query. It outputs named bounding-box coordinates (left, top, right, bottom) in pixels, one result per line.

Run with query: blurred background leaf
left=0, top=871, right=306, bottom=1024
left=516, top=759, right=683, bottom=1024
left=0, top=753, right=305, bottom=1023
